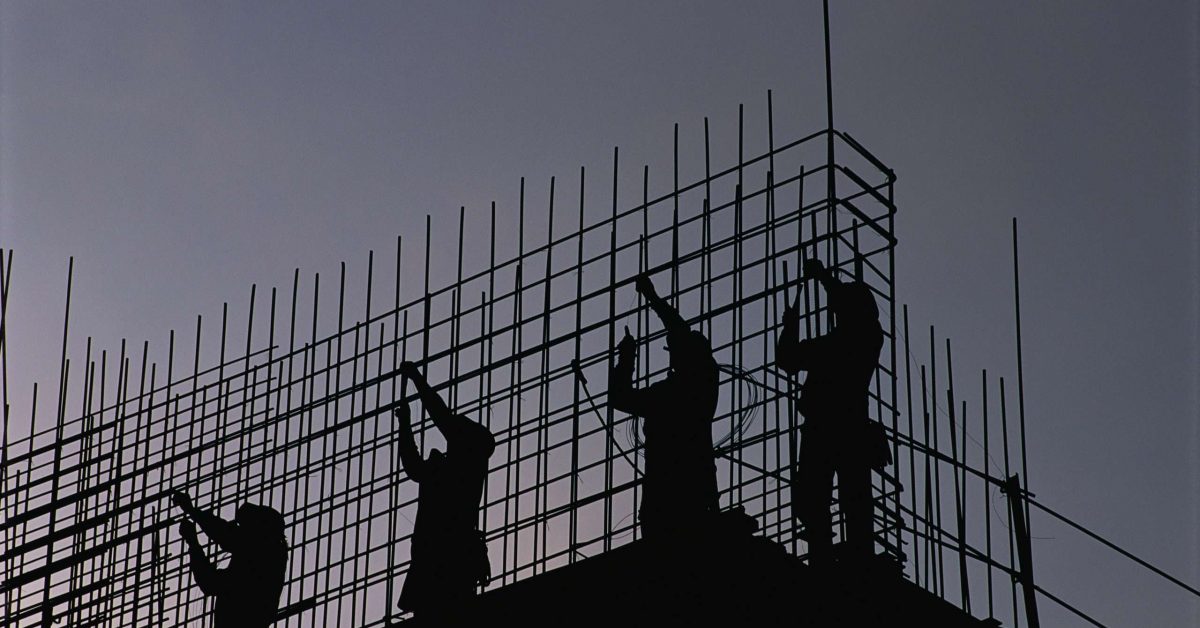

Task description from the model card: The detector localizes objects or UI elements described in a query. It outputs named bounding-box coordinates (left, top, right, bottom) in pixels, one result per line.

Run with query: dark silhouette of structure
left=15, top=79, right=1145, bottom=627
left=171, top=491, right=289, bottom=628
left=394, top=361, right=496, bottom=621
left=609, top=274, right=720, bottom=539
left=776, top=258, right=888, bottom=566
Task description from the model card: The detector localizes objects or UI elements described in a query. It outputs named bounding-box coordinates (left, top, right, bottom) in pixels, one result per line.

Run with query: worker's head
left=830, top=281, right=879, bottom=328
left=236, top=503, right=287, bottom=546
left=443, top=415, right=497, bottom=460
left=666, top=328, right=714, bottom=374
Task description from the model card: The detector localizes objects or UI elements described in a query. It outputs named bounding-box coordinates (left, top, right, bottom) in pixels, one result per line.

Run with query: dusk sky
left=1, top=2, right=1197, bottom=626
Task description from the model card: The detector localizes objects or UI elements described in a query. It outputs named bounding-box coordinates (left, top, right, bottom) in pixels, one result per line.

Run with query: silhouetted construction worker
left=609, top=274, right=720, bottom=539
left=394, top=360, right=496, bottom=621
left=776, top=258, right=887, bottom=566
left=172, top=491, right=288, bottom=627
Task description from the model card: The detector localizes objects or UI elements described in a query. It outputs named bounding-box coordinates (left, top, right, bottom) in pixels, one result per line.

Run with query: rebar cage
left=1, top=96, right=905, bottom=627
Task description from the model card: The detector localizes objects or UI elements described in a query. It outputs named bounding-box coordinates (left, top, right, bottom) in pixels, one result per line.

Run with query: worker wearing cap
left=609, top=274, right=720, bottom=540
left=172, top=491, right=289, bottom=627
left=776, top=258, right=886, bottom=566
left=394, top=360, right=496, bottom=621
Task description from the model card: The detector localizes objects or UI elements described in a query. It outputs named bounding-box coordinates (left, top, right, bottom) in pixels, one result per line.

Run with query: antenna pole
left=822, top=0, right=838, bottom=272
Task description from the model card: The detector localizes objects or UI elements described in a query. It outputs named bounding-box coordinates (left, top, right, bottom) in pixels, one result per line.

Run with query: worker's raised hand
left=802, top=258, right=825, bottom=281
left=170, top=490, right=193, bottom=514
left=634, top=274, right=657, bottom=299
left=392, top=403, right=411, bottom=424
left=179, top=520, right=198, bottom=544
left=399, top=361, right=422, bottom=381
left=617, top=326, right=637, bottom=362
left=782, top=298, right=801, bottom=327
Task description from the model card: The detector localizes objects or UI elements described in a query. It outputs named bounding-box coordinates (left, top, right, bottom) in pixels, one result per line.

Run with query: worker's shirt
left=400, top=415, right=496, bottom=553
left=784, top=321, right=883, bottom=429
left=195, top=515, right=288, bottom=628
left=609, top=353, right=720, bottom=515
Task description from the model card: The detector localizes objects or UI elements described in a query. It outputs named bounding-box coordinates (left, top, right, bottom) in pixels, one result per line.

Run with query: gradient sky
left=1, top=2, right=1197, bottom=625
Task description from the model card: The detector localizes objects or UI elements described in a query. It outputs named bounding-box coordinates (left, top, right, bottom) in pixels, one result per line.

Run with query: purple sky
left=1, top=2, right=1197, bottom=625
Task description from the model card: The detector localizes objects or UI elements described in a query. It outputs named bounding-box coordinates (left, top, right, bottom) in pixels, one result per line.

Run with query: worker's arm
left=776, top=285, right=805, bottom=375
left=777, top=259, right=840, bottom=375
left=805, top=257, right=850, bottom=302
left=180, top=520, right=227, bottom=596
left=399, top=361, right=457, bottom=438
left=608, top=328, right=654, bottom=416
left=635, top=275, right=687, bottom=335
left=393, top=399, right=426, bottom=483
left=172, top=491, right=241, bottom=555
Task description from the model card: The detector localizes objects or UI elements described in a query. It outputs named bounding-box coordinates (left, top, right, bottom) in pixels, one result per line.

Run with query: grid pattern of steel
left=2, top=95, right=1050, bottom=627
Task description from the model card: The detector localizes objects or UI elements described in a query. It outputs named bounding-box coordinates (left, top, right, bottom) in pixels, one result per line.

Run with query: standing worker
left=609, top=274, right=720, bottom=539
left=394, top=360, right=496, bottom=621
left=776, top=258, right=887, bottom=566
left=172, top=491, right=289, bottom=627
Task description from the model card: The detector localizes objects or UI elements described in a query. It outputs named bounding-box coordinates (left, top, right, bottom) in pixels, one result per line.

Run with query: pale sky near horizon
left=1, top=2, right=1197, bottom=626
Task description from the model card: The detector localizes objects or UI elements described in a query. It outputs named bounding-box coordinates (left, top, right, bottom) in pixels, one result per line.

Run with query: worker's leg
left=838, top=461, right=874, bottom=562
left=794, top=436, right=835, bottom=566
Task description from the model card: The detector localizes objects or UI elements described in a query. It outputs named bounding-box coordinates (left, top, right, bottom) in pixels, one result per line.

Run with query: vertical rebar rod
left=569, top=168, right=585, bottom=563
left=983, top=369, right=994, bottom=619
left=672, top=123, right=680, bottom=301
left=636, top=164, right=648, bottom=543
left=903, top=305, right=919, bottom=585
left=920, top=365, right=933, bottom=592
left=929, top=326, right=945, bottom=597
left=703, top=119, right=713, bottom=339
left=1011, top=218, right=1032, bottom=530
left=886, top=177, right=900, bottom=557
left=605, top=149, right=618, bottom=552
left=536, top=178, right=555, bottom=573
left=946, top=338, right=969, bottom=612
left=42, top=256, right=74, bottom=626
left=1006, top=473, right=1040, bottom=628
left=1000, top=377, right=1020, bottom=628
left=359, top=250, right=378, bottom=623
left=386, top=235, right=402, bottom=621
left=482, top=203, right=495, bottom=561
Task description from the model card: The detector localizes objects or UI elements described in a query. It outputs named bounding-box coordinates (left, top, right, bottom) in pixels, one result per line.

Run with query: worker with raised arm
left=776, top=257, right=887, bottom=566
left=608, top=274, right=720, bottom=539
left=394, top=360, right=496, bottom=621
left=172, top=491, right=289, bottom=627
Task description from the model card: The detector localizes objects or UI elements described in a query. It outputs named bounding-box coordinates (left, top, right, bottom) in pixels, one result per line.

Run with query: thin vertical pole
left=702, top=119, right=713, bottom=339
left=481, top=204, right=495, bottom=574
left=983, top=370, right=994, bottom=619
left=637, top=163, right=649, bottom=544
left=605, top=148, right=619, bottom=551
left=536, top=178, right=555, bottom=573
left=920, top=365, right=934, bottom=592
left=822, top=0, right=838, bottom=275
left=386, top=235, right=402, bottom=621
left=903, top=305, right=919, bottom=585
left=929, top=326, right=945, bottom=597
left=42, top=256, right=74, bottom=625
left=672, top=123, right=680, bottom=300
left=1000, top=377, right=1020, bottom=627
left=512, top=176, right=527, bottom=576
left=569, top=167, right=586, bottom=562
left=945, top=339, right=969, bottom=612
left=1006, top=473, right=1040, bottom=628
left=1011, top=218, right=1031, bottom=525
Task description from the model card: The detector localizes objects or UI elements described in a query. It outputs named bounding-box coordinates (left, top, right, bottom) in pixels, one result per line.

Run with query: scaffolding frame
left=0, top=91, right=1066, bottom=627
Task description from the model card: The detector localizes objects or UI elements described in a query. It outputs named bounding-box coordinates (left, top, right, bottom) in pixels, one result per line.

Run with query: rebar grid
left=1, top=96, right=1043, bottom=628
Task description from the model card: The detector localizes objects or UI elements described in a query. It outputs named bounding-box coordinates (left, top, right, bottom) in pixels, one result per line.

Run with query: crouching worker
left=394, top=360, right=496, bottom=621
left=172, top=490, right=288, bottom=627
